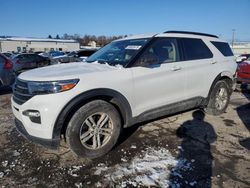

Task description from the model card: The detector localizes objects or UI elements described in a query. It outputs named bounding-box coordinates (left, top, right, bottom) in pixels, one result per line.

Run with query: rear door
left=23, top=54, right=36, bottom=69
left=179, top=38, right=218, bottom=99
left=131, top=37, right=186, bottom=116
left=33, top=54, right=48, bottom=67
left=14, top=55, right=26, bottom=72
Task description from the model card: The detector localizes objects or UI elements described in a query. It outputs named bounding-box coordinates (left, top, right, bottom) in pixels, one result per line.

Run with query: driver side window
left=134, top=38, right=179, bottom=67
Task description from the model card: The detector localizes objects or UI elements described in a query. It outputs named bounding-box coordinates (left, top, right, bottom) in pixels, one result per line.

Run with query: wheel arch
left=52, top=88, right=133, bottom=141
left=204, top=72, right=234, bottom=106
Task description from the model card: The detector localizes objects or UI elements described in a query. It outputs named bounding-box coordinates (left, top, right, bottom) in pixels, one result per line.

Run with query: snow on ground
left=94, top=147, right=194, bottom=188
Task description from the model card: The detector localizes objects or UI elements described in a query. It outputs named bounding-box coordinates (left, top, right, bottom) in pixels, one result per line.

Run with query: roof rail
left=164, top=31, right=218, bottom=38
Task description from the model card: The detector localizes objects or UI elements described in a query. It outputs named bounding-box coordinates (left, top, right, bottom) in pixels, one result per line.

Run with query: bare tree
left=60, top=33, right=126, bottom=47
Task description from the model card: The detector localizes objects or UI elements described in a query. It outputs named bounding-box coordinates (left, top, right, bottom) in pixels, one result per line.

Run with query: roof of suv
left=117, top=31, right=223, bottom=42
left=164, top=31, right=218, bottom=38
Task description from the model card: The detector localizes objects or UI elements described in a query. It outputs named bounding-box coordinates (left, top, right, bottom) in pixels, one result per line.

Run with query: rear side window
left=26, top=55, right=35, bottom=61
left=181, top=38, right=213, bottom=60
left=17, top=55, right=25, bottom=60
left=211, top=41, right=233, bottom=57
left=33, top=54, right=43, bottom=61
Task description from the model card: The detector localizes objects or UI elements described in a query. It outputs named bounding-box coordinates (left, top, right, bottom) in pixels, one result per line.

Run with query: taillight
left=3, top=59, right=13, bottom=70
left=16, top=60, right=21, bottom=64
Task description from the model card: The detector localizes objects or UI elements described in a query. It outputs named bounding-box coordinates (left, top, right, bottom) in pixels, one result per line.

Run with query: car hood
left=18, top=62, right=123, bottom=81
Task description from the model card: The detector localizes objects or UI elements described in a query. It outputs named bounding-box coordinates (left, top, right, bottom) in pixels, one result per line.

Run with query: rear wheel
left=204, top=80, right=230, bottom=115
left=66, top=100, right=121, bottom=158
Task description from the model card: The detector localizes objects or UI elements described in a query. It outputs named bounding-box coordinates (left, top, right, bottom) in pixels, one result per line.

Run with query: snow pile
left=0, top=172, right=4, bottom=178
left=91, top=61, right=124, bottom=69
left=94, top=147, right=193, bottom=187
left=67, top=165, right=83, bottom=177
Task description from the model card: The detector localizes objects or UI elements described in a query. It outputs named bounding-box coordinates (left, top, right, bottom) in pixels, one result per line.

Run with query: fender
left=52, top=88, right=132, bottom=141
left=220, top=71, right=234, bottom=80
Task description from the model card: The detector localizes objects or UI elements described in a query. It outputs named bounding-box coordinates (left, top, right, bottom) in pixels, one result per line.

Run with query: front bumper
left=11, top=85, right=80, bottom=149
left=15, top=118, right=59, bottom=149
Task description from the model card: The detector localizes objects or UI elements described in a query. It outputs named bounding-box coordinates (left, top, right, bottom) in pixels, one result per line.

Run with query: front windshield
left=86, top=38, right=149, bottom=66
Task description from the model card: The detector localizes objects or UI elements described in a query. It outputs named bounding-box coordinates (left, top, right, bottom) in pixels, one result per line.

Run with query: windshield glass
left=86, top=38, right=149, bottom=66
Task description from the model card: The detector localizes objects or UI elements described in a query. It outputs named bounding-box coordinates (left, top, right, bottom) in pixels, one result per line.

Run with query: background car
left=68, top=49, right=98, bottom=61
left=51, top=49, right=98, bottom=64
left=0, top=53, right=15, bottom=88
left=12, top=53, right=51, bottom=74
left=48, top=51, right=65, bottom=57
left=2, top=52, right=12, bottom=58
left=237, top=56, right=250, bottom=84
left=39, top=51, right=65, bottom=58
left=236, top=53, right=250, bottom=63
left=34, top=51, right=44, bottom=55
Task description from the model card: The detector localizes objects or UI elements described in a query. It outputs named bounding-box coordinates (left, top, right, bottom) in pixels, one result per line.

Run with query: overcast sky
left=1, top=0, right=250, bottom=41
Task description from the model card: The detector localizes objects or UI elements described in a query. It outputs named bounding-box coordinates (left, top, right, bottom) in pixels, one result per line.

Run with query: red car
left=237, top=57, right=250, bottom=84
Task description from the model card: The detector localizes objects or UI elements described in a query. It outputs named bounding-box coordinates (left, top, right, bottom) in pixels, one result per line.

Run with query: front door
left=131, top=38, right=186, bottom=116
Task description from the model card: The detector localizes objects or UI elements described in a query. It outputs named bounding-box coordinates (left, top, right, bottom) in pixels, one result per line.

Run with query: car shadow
left=169, top=110, right=217, bottom=188
left=115, top=124, right=141, bottom=148
left=236, top=88, right=250, bottom=150
left=114, top=107, right=199, bottom=150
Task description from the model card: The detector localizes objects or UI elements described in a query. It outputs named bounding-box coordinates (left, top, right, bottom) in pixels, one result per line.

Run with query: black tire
left=204, top=80, right=231, bottom=115
left=66, top=100, right=121, bottom=159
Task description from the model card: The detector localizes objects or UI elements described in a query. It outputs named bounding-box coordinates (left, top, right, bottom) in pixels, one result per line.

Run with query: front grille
left=13, top=79, right=34, bottom=105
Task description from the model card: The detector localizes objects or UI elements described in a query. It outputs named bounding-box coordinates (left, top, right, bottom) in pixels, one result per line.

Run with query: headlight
left=28, top=79, right=79, bottom=95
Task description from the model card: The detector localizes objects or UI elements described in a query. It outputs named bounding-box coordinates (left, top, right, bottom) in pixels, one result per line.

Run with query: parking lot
left=0, top=88, right=249, bottom=188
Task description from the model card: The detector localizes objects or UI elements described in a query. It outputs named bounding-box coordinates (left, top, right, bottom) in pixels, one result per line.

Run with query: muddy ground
left=0, top=88, right=249, bottom=188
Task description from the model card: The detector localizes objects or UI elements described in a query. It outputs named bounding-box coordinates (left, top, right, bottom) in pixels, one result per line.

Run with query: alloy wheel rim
left=79, top=113, right=113, bottom=150
left=215, top=87, right=228, bottom=110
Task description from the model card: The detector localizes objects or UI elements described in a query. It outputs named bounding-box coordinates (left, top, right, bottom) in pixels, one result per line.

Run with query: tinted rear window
left=16, top=55, right=26, bottom=60
left=181, top=38, right=213, bottom=60
left=32, top=54, right=43, bottom=61
left=211, top=41, right=234, bottom=57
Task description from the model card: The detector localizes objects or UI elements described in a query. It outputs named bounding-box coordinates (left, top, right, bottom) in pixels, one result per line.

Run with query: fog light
left=23, top=110, right=41, bottom=124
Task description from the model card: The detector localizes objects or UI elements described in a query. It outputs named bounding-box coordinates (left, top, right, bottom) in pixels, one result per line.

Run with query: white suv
left=12, top=31, right=237, bottom=158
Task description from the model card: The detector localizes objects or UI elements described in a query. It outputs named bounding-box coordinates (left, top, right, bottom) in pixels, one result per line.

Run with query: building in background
left=231, top=42, right=250, bottom=56
left=87, top=41, right=97, bottom=48
left=80, top=41, right=100, bottom=50
left=0, top=37, right=80, bottom=53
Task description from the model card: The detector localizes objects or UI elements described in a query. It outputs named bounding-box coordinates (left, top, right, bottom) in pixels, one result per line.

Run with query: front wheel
left=66, top=100, right=121, bottom=159
left=204, top=80, right=231, bottom=115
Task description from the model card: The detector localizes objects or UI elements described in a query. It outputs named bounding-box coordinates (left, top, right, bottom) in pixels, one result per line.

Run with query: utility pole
left=231, top=29, right=235, bottom=48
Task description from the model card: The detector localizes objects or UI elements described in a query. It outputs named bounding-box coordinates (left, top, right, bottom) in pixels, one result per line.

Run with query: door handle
left=171, top=66, right=182, bottom=71
left=211, top=61, right=217, bottom=64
